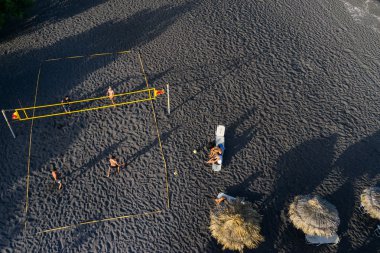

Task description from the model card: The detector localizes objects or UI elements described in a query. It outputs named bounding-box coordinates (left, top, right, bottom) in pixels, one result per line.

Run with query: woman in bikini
left=107, top=86, right=115, bottom=105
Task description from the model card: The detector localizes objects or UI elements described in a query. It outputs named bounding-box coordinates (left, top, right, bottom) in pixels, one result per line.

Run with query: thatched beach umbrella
left=361, top=187, right=380, bottom=220
left=209, top=198, right=264, bottom=252
left=288, top=195, right=340, bottom=237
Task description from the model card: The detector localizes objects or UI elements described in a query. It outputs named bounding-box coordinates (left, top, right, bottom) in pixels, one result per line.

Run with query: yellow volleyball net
left=9, top=87, right=165, bottom=121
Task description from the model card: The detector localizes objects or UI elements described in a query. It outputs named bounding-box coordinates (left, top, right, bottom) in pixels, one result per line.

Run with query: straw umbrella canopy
left=361, top=187, right=380, bottom=220
left=288, top=195, right=340, bottom=237
left=209, top=198, right=264, bottom=252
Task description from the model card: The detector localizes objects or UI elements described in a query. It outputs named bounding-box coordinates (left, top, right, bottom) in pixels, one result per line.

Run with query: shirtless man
left=51, top=166, right=63, bottom=190
left=107, top=155, right=124, bottom=177
left=106, top=86, right=115, bottom=105
left=206, top=154, right=223, bottom=165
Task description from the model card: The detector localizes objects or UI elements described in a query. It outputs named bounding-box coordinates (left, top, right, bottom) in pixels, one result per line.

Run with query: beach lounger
left=305, top=234, right=340, bottom=246
left=212, top=125, right=225, bottom=172
left=217, top=193, right=236, bottom=203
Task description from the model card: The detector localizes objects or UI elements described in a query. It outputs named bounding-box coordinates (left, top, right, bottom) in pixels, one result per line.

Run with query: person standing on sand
left=107, top=86, right=115, bottom=105
left=107, top=155, right=124, bottom=177
left=51, top=165, right=63, bottom=190
left=61, top=96, right=71, bottom=112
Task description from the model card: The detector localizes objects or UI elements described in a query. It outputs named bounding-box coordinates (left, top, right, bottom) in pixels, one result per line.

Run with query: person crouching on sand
left=206, top=153, right=223, bottom=165
left=107, top=155, right=124, bottom=177
left=209, top=144, right=223, bottom=158
left=51, top=165, right=63, bottom=190
left=107, top=86, right=115, bottom=105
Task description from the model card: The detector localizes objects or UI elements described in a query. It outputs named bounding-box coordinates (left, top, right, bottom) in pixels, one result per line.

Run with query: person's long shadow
left=258, top=135, right=338, bottom=252
left=169, top=55, right=255, bottom=114
left=223, top=107, right=257, bottom=166
left=61, top=125, right=179, bottom=188
left=125, top=125, right=180, bottom=165
left=331, top=130, right=380, bottom=252
left=334, top=130, right=380, bottom=181
left=61, top=135, right=129, bottom=183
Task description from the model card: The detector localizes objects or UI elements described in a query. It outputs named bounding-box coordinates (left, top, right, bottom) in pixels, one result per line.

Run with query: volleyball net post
left=2, top=109, right=16, bottom=138
left=166, top=83, right=170, bottom=115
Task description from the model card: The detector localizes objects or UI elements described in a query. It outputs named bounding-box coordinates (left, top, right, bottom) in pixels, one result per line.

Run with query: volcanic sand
left=0, top=0, right=380, bottom=252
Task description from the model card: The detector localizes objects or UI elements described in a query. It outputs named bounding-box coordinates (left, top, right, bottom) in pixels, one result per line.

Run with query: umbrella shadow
left=258, top=135, right=338, bottom=251
left=332, top=130, right=380, bottom=252
left=224, top=172, right=263, bottom=202
left=349, top=233, right=380, bottom=253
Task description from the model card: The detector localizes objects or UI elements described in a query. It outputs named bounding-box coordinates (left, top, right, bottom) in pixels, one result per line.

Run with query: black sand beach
left=1, top=0, right=380, bottom=252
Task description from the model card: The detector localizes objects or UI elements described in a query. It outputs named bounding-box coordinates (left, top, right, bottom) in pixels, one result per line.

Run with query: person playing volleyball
left=107, top=155, right=125, bottom=177
left=107, top=86, right=115, bottom=105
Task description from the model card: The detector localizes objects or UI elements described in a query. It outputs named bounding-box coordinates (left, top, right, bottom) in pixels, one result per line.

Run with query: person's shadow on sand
left=63, top=125, right=179, bottom=184
left=169, top=55, right=255, bottom=115
left=223, top=107, right=257, bottom=166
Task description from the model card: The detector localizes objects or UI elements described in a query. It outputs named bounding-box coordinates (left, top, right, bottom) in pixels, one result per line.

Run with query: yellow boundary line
left=138, top=52, right=170, bottom=209
left=24, top=64, right=42, bottom=228
left=36, top=210, right=162, bottom=234
left=44, top=50, right=131, bottom=62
